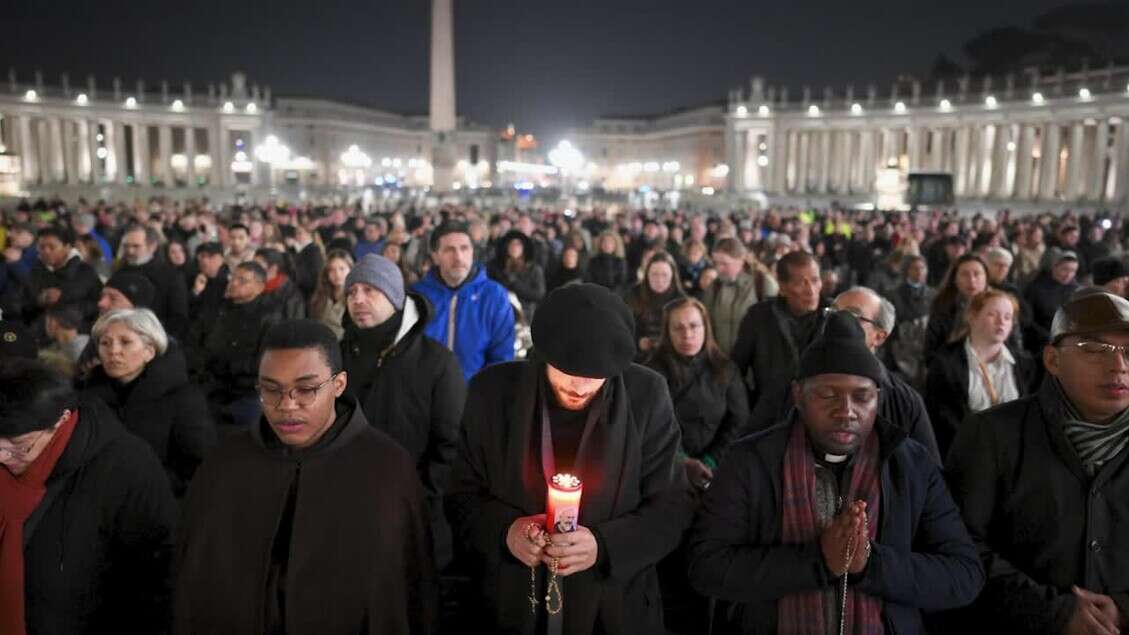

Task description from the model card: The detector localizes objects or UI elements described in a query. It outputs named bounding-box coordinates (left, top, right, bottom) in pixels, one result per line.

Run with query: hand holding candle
left=543, top=474, right=598, bottom=575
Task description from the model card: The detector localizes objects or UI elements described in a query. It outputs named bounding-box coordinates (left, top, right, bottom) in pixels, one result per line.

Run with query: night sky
left=4, top=0, right=1081, bottom=141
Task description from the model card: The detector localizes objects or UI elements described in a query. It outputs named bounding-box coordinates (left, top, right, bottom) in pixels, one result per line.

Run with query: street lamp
left=549, top=140, right=585, bottom=197
left=254, top=135, right=292, bottom=186
left=340, top=145, right=373, bottom=187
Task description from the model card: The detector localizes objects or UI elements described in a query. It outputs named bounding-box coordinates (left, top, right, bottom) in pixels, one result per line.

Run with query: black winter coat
left=23, top=396, right=178, bottom=635
left=200, top=295, right=283, bottom=398
left=585, top=253, right=629, bottom=293
left=687, top=418, right=985, bottom=634
left=174, top=398, right=438, bottom=634
left=646, top=353, right=749, bottom=463
left=730, top=298, right=827, bottom=431
left=23, top=254, right=102, bottom=334
left=925, top=339, right=1039, bottom=457
left=293, top=243, right=325, bottom=302
left=447, top=361, right=694, bottom=635
left=117, top=259, right=190, bottom=339
left=341, top=293, right=466, bottom=568
left=488, top=230, right=547, bottom=318
left=945, top=380, right=1129, bottom=633
left=82, top=348, right=216, bottom=496
left=1022, top=270, right=1080, bottom=349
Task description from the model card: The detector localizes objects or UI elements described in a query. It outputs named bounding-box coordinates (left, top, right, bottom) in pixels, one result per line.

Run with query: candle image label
left=546, top=473, right=583, bottom=533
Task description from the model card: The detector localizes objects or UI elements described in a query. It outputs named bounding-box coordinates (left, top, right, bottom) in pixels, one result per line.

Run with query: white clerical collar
left=823, top=453, right=849, bottom=464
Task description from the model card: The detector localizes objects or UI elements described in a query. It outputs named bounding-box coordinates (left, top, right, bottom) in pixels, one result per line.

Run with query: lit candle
left=545, top=473, right=583, bottom=534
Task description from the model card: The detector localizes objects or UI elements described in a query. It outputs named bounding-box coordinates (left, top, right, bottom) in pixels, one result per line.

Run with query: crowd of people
left=1, top=193, right=1128, bottom=634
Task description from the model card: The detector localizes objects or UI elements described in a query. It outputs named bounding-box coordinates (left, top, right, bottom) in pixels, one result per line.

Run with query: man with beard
left=341, top=254, right=465, bottom=568
left=448, top=283, right=693, bottom=634
left=412, top=221, right=514, bottom=380
left=175, top=320, right=437, bottom=634
left=117, top=224, right=189, bottom=339
left=688, top=311, right=983, bottom=633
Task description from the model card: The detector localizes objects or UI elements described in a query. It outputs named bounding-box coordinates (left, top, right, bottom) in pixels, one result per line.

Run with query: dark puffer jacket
left=82, top=345, right=216, bottom=497
left=341, top=292, right=466, bottom=567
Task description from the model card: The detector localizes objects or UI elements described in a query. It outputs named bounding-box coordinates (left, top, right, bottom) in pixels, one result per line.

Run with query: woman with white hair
left=82, top=308, right=215, bottom=496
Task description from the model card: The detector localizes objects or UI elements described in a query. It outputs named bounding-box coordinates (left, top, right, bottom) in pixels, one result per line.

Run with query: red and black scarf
left=0, top=410, right=78, bottom=635
left=777, top=420, right=884, bottom=635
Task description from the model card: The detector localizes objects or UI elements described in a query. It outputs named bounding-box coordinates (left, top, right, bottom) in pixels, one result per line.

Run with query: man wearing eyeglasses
left=946, top=289, right=1129, bottom=634
left=832, top=287, right=941, bottom=464
left=175, top=319, right=437, bottom=634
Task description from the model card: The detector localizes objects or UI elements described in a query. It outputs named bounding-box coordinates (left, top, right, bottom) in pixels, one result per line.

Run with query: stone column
left=1090, top=120, right=1109, bottom=202
left=62, top=119, right=79, bottom=185
left=1038, top=124, right=1062, bottom=200
left=1065, top=122, right=1086, bottom=201
left=1014, top=124, right=1036, bottom=201
left=111, top=120, right=128, bottom=183
left=964, top=127, right=981, bottom=197
left=905, top=128, right=920, bottom=170
left=132, top=123, right=149, bottom=185
left=185, top=126, right=197, bottom=186
left=770, top=126, right=787, bottom=194
left=989, top=124, right=1010, bottom=199
left=953, top=126, right=970, bottom=196
left=795, top=130, right=810, bottom=193
left=37, top=120, right=53, bottom=184
left=817, top=130, right=832, bottom=193
left=17, top=115, right=39, bottom=185
left=47, top=117, right=66, bottom=183
left=210, top=124, right=225, bottom=187
left=157, top=125, right=173, bottom=184
left=1111, top=123, right=1129, bottom=204
left=839, top=131, right=853, bottom=192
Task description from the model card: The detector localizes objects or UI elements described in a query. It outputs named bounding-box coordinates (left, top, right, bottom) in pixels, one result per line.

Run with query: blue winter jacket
left=412, top=265, right=514, bottom=380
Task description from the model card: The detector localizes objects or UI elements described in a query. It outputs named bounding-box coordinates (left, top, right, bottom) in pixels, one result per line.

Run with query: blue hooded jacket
left=412, top=264, right=514, bottom=380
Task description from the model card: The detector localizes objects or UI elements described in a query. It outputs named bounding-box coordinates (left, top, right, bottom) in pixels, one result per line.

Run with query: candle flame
left=551, top=473, right=581, bottom=489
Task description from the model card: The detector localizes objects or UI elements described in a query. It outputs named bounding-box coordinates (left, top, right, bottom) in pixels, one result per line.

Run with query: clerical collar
left=822, top=452, right=849, bottom=464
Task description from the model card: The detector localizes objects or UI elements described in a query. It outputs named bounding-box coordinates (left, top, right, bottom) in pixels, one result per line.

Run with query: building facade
left=0, top=71, right=495, bottom=197
left=727, top=67, right=1129, bottom=207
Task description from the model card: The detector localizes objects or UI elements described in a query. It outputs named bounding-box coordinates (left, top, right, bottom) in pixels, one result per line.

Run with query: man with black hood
left=448, top=282, right=693, bottom=634
left=175, top=320, right=437, bottom=634
left=0, top=357, right=177, bottom=634
left=688, top=311, right=983, bottom=634
left=488, top=229, right=547, bottom=319
left=341, top=254, right=465, bottom=568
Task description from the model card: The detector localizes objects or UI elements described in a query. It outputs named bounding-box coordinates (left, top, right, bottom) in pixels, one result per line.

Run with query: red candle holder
left=546, top=473, right=583, bottom=534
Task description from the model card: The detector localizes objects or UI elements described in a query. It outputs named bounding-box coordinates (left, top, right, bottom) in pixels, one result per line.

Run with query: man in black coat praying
left=447, top=282, right=694, bottom=635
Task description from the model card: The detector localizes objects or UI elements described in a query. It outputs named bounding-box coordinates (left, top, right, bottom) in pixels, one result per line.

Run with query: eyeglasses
left=1061, top=340, right=1129, bottom=363
left=256, top=374, right=339, bottom=408
left=824, top=306, right=879, bottom=328
left=0, top=430, right=47, bottom=461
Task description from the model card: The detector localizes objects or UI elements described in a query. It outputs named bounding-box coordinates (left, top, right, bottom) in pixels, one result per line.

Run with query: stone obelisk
left=429, top=0, right=456, bottom=193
